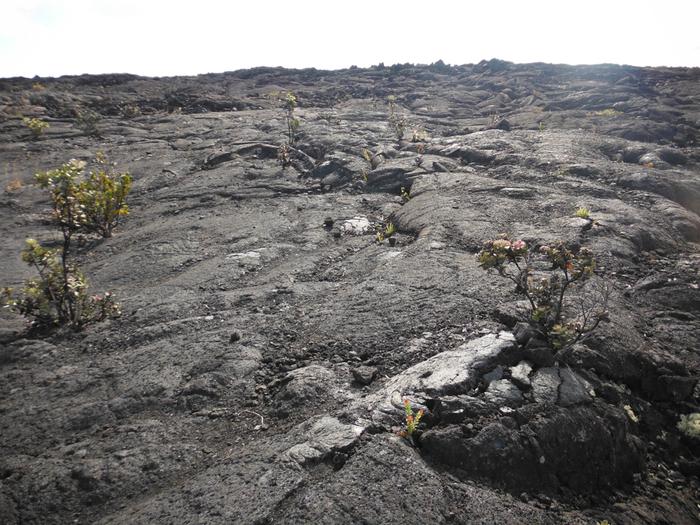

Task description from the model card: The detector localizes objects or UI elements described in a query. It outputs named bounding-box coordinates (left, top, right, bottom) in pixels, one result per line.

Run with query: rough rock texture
left=1, top=60, right=699, bottom=523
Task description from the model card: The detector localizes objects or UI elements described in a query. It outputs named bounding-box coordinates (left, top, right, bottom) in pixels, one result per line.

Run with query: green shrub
left=22, top=117, right=48, bottom=138
left=478, top=236, right=609, bottom=351
left=2, top=157, right=125, bottom=328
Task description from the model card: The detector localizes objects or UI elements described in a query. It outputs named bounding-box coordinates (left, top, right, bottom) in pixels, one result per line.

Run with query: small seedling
left=399, top=399, right=424, bottom=438
left=538, top=121, right=545, bottom=132
left=575, top=207, right=591, bottom=219
left=400, top=186, right=411, bottom=202
left=23, top=117, right=48, bottom=138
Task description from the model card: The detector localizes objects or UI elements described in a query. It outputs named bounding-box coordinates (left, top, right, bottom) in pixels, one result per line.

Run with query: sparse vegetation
left=400, top=186, right=412, bottom=202
left=575, top=207, right=591, bottom=219
left=478, top=236, right=609, bottom=351
left=376, top=222, right=397, bottom=243
left=23, top=117, right=48, bottom=138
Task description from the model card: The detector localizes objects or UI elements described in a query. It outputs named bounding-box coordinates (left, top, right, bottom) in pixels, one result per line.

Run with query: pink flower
left=512, top=240, right=527, bottom=251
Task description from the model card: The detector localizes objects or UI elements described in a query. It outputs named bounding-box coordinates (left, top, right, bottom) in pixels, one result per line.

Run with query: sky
left=1, top=0, right=699, bottom=78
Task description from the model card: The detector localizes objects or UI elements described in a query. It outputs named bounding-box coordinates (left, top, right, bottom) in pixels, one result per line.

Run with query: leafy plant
left=376, top=222, right=397, bottom=243
left=478, top=236, right=609, bottom=351
left=387, top=95, right=406, bottom=141
left=575, top=207, right=591, bottom=219
left=36, top=156, right=132, bottom=238
left=399, top=399, right=424, bottom=438
left=400, top=186, right=412, bottom=202
left=23, top=117, right=48, bottom=138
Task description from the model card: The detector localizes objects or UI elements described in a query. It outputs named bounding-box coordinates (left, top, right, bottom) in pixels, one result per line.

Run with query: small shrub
left=678, top=413, right=700, bottom=439
left=400, top=186, right=411, bottom=202
left=575, top=207, right=591, bottom=219
left=31, top=82, right=46, bottom=91
left=23, top=117, right=48, bottom=138
left=283, top=92, right=300, bottom=145
left=478, top=236, right=609, bottom=351
left=119, top=103, right=141, bottom=118
left=74, top=108, right=101, bottom=137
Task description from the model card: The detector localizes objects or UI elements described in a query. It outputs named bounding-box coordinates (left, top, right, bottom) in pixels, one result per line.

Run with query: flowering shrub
left=22, top=117, right=48, bottom=138
left=478, top=236, right=609, bottom=350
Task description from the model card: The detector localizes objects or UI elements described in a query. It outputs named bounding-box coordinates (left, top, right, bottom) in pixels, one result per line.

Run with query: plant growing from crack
left=2, top=158, right=124, bottom=328
left=400, top=186, right=412, bottom=203
left=399, top=398, right=424, bottom=439
left=478, top=236, right=609, bottom=351
left=376, top=222, right=396, bottom=243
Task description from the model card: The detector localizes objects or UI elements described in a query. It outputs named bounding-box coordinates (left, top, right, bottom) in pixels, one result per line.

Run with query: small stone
left=351, top=366, right=378, bottom=386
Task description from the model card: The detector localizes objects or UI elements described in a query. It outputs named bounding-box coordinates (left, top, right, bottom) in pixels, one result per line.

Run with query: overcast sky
left=2, top=0, right=699, bottom=77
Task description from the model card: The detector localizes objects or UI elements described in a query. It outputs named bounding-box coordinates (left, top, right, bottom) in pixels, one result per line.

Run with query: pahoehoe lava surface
left=1, top=59, right=699, bottom=524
